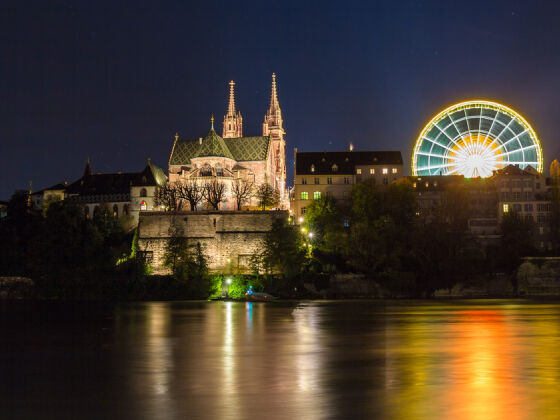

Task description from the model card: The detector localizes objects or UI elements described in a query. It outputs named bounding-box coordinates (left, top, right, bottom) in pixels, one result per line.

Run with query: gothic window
left=201, top=165, right=212, bottom=177
left=140, top=188, right=147, bottom=197
left=123, top=204, right=130, bottom=216
left=113, top=204, right=119, bottom=218
left=140, top=201, right=147, bottom=211
left=216, top=164, right=224, bottom=177
left=93, top=205, right=100, bottom=216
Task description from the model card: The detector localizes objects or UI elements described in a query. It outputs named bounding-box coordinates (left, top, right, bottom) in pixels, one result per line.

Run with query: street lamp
left=225, top=277, right=232, bottom=298
left=308, top=232, right=313, bottom=238
left=298, top=216, right=304, bottom=223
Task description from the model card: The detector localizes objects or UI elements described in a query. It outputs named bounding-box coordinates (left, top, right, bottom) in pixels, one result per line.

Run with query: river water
left=1, top=300, right=560, bottom=419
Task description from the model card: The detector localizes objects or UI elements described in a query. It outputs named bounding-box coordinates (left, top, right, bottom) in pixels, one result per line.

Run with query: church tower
left=262, top=73, right=287, bottom=204
left=222, top=80, right=243, bottom=138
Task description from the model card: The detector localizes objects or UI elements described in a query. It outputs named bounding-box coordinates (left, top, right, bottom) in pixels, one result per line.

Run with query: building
left=30, top=159, right=167, bottom=226
left=137, top=210, right=288, bottom=273
left=168, top=74, right=287, bottom=210
left=0, top=201, right=7, bottom=218
left=291, top=149, right=403, bottom=217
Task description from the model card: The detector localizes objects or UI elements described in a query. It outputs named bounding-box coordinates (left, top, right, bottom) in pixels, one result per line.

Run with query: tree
left=261, top=218, right=307, bottom=278
left=231, top=178, right=254, bottom=210
left=497, top=211, right=535, bottom=273
left=203, top=179, right=227, bottom=210
left=255, top=183, right=280, bottom=210
left=177, top=180, right=203, bottom=211
left=155, top=182, right=181, bottom=211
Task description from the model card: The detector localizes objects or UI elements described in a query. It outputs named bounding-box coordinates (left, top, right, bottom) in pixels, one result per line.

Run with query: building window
left=392, top=168, right=398, bottom=174
left=314, top=178, right=319, bottom=184
left=84, top=206, right=90, bottom=219
left=513, top=204, right=521, bottom=212
left=140, top=188, right=147, bottom=197
left=313, top=191, right=321, bottom=200
left=524, top=204, right=533, bottom=212
left=503, top=203, right=509, bottom=213
left=93, top=205, right=100, bottom=216
left=370, top=168, right=375, bottom=175
left=311, top=164, right=315, bottom=173
left=300, top=192, right=309, bottom=200
left=512, top=192, right=521, bottom=201
left=356, top=168, right=362, bottom=174
left=501, top=192, right=509, bottom=201
left=383, top=178, right=388, bottom=185
left=344, top=177, right=350, bottom=184
left=425, top=182, right=429, bottom=188
left=327, top=177, right=332, bottom=184
left=343, top=219, right=350, bottom=228
left=301, top=206, right=306, bottom=215
left=382, top=168, right=388, bottom=174
left=216, top=166, right=224, bottom=176
left=332, top=164, right=338, bottom=172
left=113, top=204, right=119, bottom=218
left=123, top=204, right=130, bottom=216
left=140, top=201, right=147, bottom=211
left=413, top=182, right=417, bottom=188
left=302, top=178, right=307, bottom=185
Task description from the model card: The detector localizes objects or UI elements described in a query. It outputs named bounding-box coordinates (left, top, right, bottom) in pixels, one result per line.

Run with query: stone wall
left=137, top=210, right=288, bottom=274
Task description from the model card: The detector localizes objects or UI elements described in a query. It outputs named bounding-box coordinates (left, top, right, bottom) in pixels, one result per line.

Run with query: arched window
left=93, top=205, right=100, bottom=216
left=140, top=201, right=147, bottom=211
left=200, top=165, right=212, bottom=177
left=113, top=204, right=119, bottom=218
left=84, top=206, right=90, bottom=219
left=123, top=204, right=129, bottom=216
left=216, top=164, right=224, bottom=177
left=140, top=188, right=147, bottom=197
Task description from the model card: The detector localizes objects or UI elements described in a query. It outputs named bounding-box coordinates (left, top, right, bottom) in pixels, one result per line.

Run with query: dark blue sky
left=2, top=0, right=560, bottom=198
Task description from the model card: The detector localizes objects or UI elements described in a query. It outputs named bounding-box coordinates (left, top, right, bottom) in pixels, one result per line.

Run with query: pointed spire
left=269, top=73, right=279, bottom=112
left=174, top=132, right=179, bottom=142
left=227, top=80, right=236, bottom=116
left=83, top=158, right=93, bottom=178
left=210, top=114, right=215, bottom=130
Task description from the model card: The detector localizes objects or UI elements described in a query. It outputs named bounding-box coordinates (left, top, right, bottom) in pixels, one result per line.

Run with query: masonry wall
left=137, top=210, right=289, bottom=273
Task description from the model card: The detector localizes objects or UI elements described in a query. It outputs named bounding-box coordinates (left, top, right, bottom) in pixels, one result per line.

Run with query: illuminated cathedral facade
left=168, top=74, right=287, bottom=210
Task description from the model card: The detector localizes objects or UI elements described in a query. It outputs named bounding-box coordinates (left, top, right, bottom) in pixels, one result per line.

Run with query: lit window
left=392, top=168, right=397, bottom=174
left=425, top=182, right=429, bottom=188
left=140, top=201, right=147, bottom=211
left=300, top=192, right=309, bottom=200
left=382, top=168, right=388, bottom=174
left=310, top=164, right=315, bottom=173
left=302, top=178, right=307, bottom=184
left=332, top=164, right=338, bottom=172
left=356, top=168, right=362, bottom=174
left=370, top=168, right=375, bottom=174
left=314, top=178, right=319, bottom=184
left=327, top=177, right=332, bottom=184
left=503, top=203, right=509, bottom=213
left=343, top=219, right=350, bottom=228
left=313, top=191, right=321, bottom=200
left=413, top=182, right=417, bottom=188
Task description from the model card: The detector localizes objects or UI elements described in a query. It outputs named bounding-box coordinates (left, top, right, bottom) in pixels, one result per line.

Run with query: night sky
left=2, top=0, right=560, bottom=199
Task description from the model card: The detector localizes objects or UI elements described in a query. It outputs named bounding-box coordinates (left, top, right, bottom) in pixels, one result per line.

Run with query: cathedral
left=168, top=74, right=287, bottom=210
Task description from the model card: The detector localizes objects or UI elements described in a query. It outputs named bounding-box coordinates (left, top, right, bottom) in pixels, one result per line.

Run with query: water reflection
left=2, top=300, right=560, bottom=419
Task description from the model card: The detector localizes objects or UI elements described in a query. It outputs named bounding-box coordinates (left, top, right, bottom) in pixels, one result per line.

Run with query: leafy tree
left=255, top=183, right=280, bottom=210
left=261, top=218, right=307, bottom=278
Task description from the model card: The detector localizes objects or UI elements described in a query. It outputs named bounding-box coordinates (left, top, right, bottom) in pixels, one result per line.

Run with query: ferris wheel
left=412, top=100, right=543, bottom=178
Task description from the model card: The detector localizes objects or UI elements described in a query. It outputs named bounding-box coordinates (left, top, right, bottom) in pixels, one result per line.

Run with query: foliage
left=260, top=218, right=307, bottom=278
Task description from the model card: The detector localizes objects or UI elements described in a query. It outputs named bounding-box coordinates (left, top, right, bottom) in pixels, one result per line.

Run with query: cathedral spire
left=222, top=80, right=243, bottom=138
left=269, top=73, right=280, bottom=113
left=227, top=80, right=236, bottom=116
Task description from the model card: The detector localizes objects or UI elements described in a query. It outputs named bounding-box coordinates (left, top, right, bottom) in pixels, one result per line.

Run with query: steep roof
left=32, top=182, right=68, bottom=195
left=66, top=161, right=167, bottom=196
left=296, top=151, right=403, bottom=175
left=170, top=133, right=270, bottom=165
left=493, top=164, right=537, bottom=177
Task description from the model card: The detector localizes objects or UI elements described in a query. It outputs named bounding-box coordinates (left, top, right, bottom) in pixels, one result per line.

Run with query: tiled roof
left=170, top=132, right=270, bottom=165
left=296, top=151, right=403, bottom=175
left=493, top=164, right=537, bottom=177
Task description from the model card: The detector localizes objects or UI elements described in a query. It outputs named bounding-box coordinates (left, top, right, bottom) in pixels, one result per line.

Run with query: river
left=1, top=300, right=560, bottom=419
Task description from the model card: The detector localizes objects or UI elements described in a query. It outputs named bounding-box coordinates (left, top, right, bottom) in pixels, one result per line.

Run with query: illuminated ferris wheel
left=412, top=100, right=543, bottom=178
